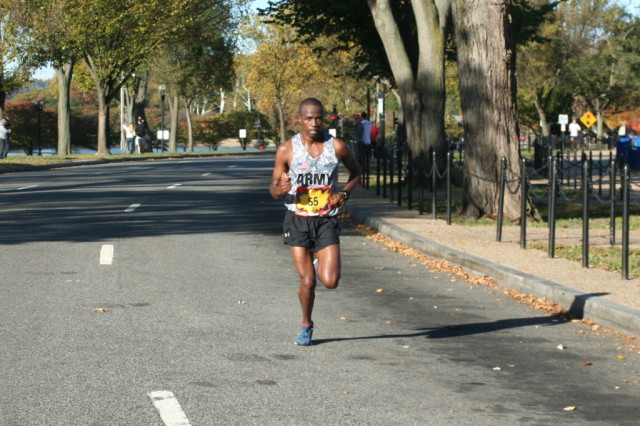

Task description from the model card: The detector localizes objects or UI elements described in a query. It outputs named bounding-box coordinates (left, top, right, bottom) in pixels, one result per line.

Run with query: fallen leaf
left=408, top=297, right=415, bottom=300
left=402, top=345, right=411, bottom=349
left=92, top=308, right=108, bottom=312
left=617, top=355, right=626, bottom=360
left=339, top=316, right=348, bottom=321
left=342, top=391, right=350, bottom=395
left=493, top=367, right=502, bottom=371
left=557, top=344, right=566, bottom=350
left=581, top=362, right=592, bottom=366
left=507, top=364, right=517, bottom=368
left=563, top=406, right=577, bottom=411
left=385, top=321, right=394, bottom=325
left=615, top=386, right=621, bottom=390
left=376, top=288, right=384, bottom=293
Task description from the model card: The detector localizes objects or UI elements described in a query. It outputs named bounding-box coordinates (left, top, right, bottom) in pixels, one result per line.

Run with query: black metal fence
left=349, top=137, right=639, bottom=279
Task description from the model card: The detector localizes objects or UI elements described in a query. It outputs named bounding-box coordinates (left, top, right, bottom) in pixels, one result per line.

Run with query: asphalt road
left=0, top=156, right=638, bottom=425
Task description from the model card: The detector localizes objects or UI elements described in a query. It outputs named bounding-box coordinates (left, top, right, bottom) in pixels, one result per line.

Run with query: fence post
left=621, top=164, right=630, bottom=280
left=397, top=141, right=402, bottom=207
left=598, top=151, right=603, bottom=197
left=582, top=158, right=589, bottom=268
left=549, top=157, right=557, bottom=258
left=432, top=150, right=437, bottom=219
left=573, top=151, right=579, bottom=190
left=446, top=151, right=452, bottom=225
left=376, top=141, right=381, bottom=196
left=609, top=151, right=616, bottom=246
left=418, top=152, right=424, bottom=215
left=382, top=140, right=388, bottom=199
left=389, top=141, right=398, bottom=203
left=520, top=157, right=527, bottom=249
left=407, top=149, right=413, bottom=210
left=496, top=156, right=507, bottom=242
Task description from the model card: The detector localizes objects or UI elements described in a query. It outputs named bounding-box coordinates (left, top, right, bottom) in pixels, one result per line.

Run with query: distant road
left=0, top=156, right=638, bottom=425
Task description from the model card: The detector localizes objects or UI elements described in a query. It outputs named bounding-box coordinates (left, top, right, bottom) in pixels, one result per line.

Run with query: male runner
left=270, top=98, right=361, bottom=346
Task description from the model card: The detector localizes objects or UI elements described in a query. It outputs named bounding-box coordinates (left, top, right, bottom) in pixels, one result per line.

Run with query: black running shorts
left=283, top=210, right=340, bottom=252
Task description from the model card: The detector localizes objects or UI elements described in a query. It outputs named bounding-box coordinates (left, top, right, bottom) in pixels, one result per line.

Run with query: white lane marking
left=149, top=391, right=192, bottom=426
left=228, top=165, right=237, bottom=168
left=17, top=185, right=39, bottom=190
left=99, top=245, right=114, bottom=265
left=125, top=203, right=141, bottom=212
left=167, top=183, right=182, bottom=189
left=202, top=172, right=211, bottom=176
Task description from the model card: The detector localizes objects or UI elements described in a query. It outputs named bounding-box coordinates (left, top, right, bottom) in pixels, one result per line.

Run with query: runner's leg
left=314, top=244, right=341, bottom=289
left=290, top=246, right=316, bottom=325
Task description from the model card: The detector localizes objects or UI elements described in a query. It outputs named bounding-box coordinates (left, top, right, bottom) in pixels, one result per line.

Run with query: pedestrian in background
left=135, top=117, right=146, bottom=154
left=569, top=118, right=581, bottom=149
left=122, top=123, right=136, bottom=154
left=0, top=118, right=11, bottom=159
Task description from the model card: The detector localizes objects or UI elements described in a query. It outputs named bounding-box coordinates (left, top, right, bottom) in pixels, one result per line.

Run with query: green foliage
left=191, top=111, right=272, bottom=147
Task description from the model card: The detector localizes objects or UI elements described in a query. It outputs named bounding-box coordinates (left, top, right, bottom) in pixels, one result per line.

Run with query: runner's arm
left=334, top=138, right=361, bottom=195
left=269, top=141, right=292, bottom=199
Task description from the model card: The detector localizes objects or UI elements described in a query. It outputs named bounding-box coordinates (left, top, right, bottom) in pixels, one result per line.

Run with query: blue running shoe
left=295, top=323, right=314, bottom=346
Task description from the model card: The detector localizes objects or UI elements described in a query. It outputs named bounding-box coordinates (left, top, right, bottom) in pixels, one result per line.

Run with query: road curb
left=346, top=203, right=640, bottom=338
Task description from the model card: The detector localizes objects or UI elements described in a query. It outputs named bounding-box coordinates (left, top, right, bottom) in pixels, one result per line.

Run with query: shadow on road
left=312, top=315, right=566, bottom=345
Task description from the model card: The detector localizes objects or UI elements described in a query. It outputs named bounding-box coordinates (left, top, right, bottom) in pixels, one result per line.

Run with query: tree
left=559, top=0, right=640, bottom=138
left=0, top=4, right=35, bottom=119
left=517, top=2, right=566, bottom=136
left=170, top=10, right=235, bottom=151
left=266, top=0, right=547, bottom=220
left=244, top=18, right=321, bottom=145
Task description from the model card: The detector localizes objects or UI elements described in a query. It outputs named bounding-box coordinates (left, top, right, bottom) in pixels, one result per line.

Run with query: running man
left=270, top=98, right=361, bottom=346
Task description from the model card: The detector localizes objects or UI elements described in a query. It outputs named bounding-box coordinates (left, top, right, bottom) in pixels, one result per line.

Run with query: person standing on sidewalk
left=0, top=118, right=11, bottom=159
left=269, top=98, right=361, bottom=346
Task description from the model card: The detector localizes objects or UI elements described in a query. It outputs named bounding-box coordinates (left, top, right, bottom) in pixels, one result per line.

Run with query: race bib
left=296, top=186, right=333, bottom=214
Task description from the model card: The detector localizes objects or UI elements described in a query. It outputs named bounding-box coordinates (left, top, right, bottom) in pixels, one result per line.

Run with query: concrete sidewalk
left=344, top=186, right=640, bottom=338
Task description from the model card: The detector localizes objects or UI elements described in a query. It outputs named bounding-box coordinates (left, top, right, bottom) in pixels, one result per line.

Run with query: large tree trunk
left=168, top=94, right=179, bottom=152
left=276, top=101, right=286, bottom=146
left=367, top=0, right=446, bottom=156
left=534, top=97, right=550, bottom=137
left=133, top=75, right=149, bottom=125
left=453, top=0, right=533, bottom=221
left=95, top=86, right=110, bottom=155
left=184, top=98, right=193, bottom=152
left=55, top=62, right=74, bottom=155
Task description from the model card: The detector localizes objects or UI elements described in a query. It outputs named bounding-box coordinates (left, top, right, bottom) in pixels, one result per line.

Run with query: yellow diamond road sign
left=580, top=111, right=597, bottom=128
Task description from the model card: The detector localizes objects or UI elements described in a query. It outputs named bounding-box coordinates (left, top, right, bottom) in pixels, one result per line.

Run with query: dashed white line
left=202, top=172, right=211, bottom=176
left=99, top=245, right=114, bottom=265
left=149, top=391, right=192, bottom=426
left=167, top=183, right=182, bottom=189
left=125, top=203, right=141, bottom=212
left=228, top=165, right=237, bottom=168
left=17, top=185, right=38, bottom=190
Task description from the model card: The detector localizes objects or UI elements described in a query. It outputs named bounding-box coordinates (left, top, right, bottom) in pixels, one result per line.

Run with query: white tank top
left=284, top=132, right=340, bottom=217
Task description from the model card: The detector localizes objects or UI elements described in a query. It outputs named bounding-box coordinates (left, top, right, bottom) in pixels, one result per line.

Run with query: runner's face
left=298, top=105, right=324, bottom=139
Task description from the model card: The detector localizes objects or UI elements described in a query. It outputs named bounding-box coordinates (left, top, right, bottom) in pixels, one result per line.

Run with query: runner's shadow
left=312, top=315, right=563, bottom=345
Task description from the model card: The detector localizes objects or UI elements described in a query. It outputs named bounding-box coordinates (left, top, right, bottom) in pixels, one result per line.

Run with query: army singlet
left=284, top=132, right=339, bottom=217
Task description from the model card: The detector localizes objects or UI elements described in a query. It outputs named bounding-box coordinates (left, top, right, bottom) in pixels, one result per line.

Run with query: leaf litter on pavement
left=345, top=217, right=640, bottom=355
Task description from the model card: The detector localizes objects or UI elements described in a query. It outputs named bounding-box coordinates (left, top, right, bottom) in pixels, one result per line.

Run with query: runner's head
left=298, top=98, right=325, bottom=140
